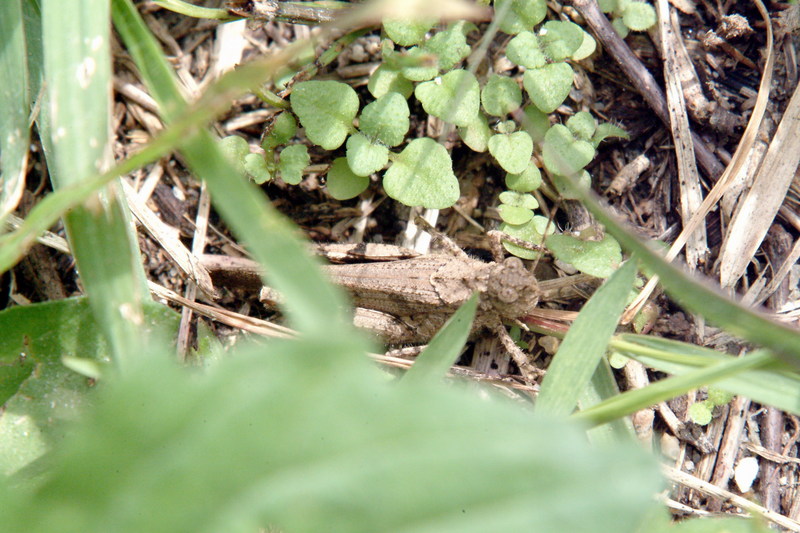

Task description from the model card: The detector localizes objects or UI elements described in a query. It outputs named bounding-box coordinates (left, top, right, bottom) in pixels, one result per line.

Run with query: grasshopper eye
left=498, top=287, right=518, bottom=303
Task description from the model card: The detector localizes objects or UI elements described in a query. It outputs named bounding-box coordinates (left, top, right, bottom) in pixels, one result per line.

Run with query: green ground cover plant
left=0, top=0, right=793, bottom=531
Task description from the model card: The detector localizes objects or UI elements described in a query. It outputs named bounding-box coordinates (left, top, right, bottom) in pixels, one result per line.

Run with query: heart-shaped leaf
left=383, top=17, right=437, bottom=46
left=566, top=111, right=597, bottom=141
left=359, top=92, right=410, bottom=147
left=506, top=31, right=547, bottom=69
left=368, top=64, right=414, bottom=99
left=326, top=157, right=369, bottom=200
left=290, top=81, right=358, bottom=150
left=542, top=124, right=595, bottom=176
left=415, top=69, right=480, bottom=127
left=488, top=131, right=533, bottom=174
left=523, top=63, right=574, bottom=114
left=346, top=133, right=389, bottom=177
left=545, top=233, right=622, bottom=278
left=505, top=163, right=542, bottom=192
left=539, top=21, right=584, bottom=61
left=423, top=21, right=476, bottom=71
left=457, top=114, right=491, bottom=152
left=499, top=190, right=538, bottom=209
left=383, top=138, right=459, bottom=208
left=279, top=144, right=310, bottom=185
left=521, top=105, right=551, bottom=142
left=400, top=47, right=439, bottom=82
left=495, top=0, right=548, bottom=34
left=481, top=74, right=522, bottom=116
left=498, top=204, right=534, bottom=225
left=622, top=1, right=657, bottom=31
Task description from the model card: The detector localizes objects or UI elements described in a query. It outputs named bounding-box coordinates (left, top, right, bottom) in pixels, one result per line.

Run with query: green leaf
left=537, top=260, right=637, bottom=416
left=539, top=21, right=584, bottom=62
left=545, top=233, right=622, bottom=278
left=612, top=16, right=630, bottom=38
left=488, top=131, right=533, bottom=174
left=495, top=0, right=548, bottom=34
left=707, top=387, right=734, bottom=406
left=481, top=74, right=522, bottom=116
left=219, top=135, right=249, bottom=173
left=402, top=295, right=478, bottom=386
left=572, top=30, right=598, bottom=60
left=262, top=111, right=296, bottom=150
left=457, top=113, right=492, bottom=152
left=383, top=138, right=459, bottom=208
left=0, top=339, right=664, bottom=533
left=505, top=31, right=547, bottom=69
left=551, top=170, right=592, bottom=200
left=499, top=190, right=538, bottom=209
left=415, top=69, right=480, bottom=127
left=688, top=402, right=712, bottom=425
left=498, top=204, right=534, bottom=225
left=592, top=122, right=629, bottom=147
left=399, top=47, right=439, bottom=82
left=346, top=133, right=389, bottom=177
left=422, top=21, right=476, bottom=71
left=505, top=163, right=542, bottom=192
left=279, top=144, right=309, bottom=185
left=598, top=0, right=618, bottom=12
left=290, top=80, right=358, bottom=150
left=521, top=104, right=551, bottom=142
left=367, top=64, right=414, bottom=99
left=0, top=297, right=180, bottom=476
left=499, top=215, right=554, bottom=259
left=523, top=62, right=574, bottom=113
left=383, top=17, right=437, bottom=46
left=359, top=92, right=410, bottom=147
left=622, top=2, right=657, bottom=31
left=542, top=124, right=595, bottom=176
left=244, top=153, right=271, bottom=184
left=566, top=111, right=597, bottom=141
left=326, top=157, right=369, bottom=200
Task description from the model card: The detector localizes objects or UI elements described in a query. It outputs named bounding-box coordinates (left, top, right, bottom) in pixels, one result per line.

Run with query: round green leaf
left=481, top=74, right=522, bottom=116
left=415, top=69, right=480, bottom=127
left=495, top=0, right=547, bottom=34
left=346, top=133, right=389, bottom=177
left=499, top=190, right=538, bottom=209
left=539, top=21, right=584, bottom=62
left=498, top=204, right=534, bottom=225
left=290, top=81, right=358, bottom=150
left=506, top=31, right=547, bottom=69
left=499, top=215, right=553, bottom=259
left=566, top=111, right=597, bottom=141
left=544, top=233, right=622, bottom=277
left=423, top=21, right=476, bottom=71
left=622, top=2, right=657, bottom=31
left=383, top=17, right=437, bottom=46
left=523, top=62, right=574, bottom=114
left=383, top=138, right=459, bottom=208
left=244, top=153, right=271, bottom=184
left=279, top=144, right=310, bottom=185
left=505, top=163, right=542, bottom=192
left=612, top=16, right=630, bottom=38
left=488, top=131, right=533, bottom=174
left=542, top=124, right=595, bottom=176
left=400, top=47, right=439, bottom=82
left=457, top=113, right=492, bottom=152
left=688, top=402, right=713, bottom=426
left=359, top=92, right=410, bottom=147
left=521, top=105, right=551, bottom=142
left=572, top=30, right=598, bottom=60
left=326, top=157, right=369, bottom=200
left=262, top=112, right=296, bottom=150
left=368, top=64, right=414, bottom=99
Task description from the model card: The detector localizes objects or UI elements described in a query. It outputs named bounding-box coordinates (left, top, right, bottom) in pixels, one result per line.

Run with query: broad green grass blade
left=616, top=335, right=800, bottom=415
left=0, top=336, right=663, bottom=532
left=0, top=0, right=31, bottom=224
left=574, top=350, right=773, bottom=427
left=40, top=0, right=149, bottom=367
left=568, top=183, right=800, bottom=366
left=111, top=0, right=354, bottom=339
left=536, top=259, right=636, bottom=416
left=402, top=294, right=477, bottom=386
